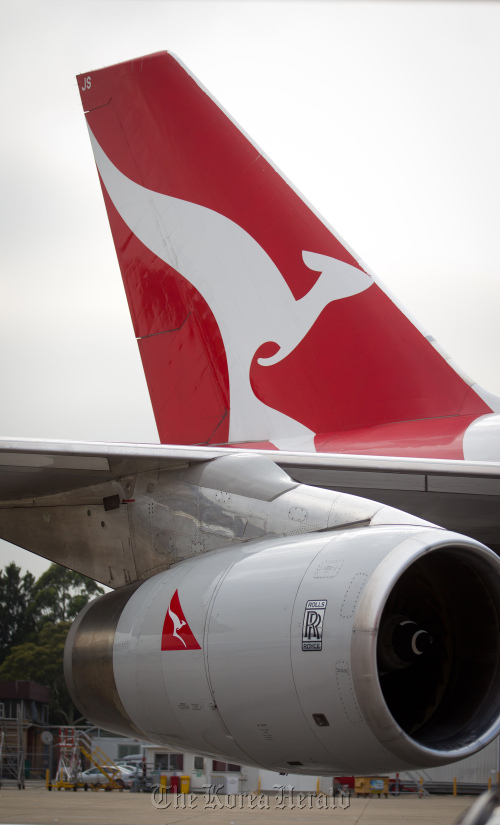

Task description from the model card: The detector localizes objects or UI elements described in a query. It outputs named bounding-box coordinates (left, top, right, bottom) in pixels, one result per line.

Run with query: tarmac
left=0, top=784, right=477, bottom=825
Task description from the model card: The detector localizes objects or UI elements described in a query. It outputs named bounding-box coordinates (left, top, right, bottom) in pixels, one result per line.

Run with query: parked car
left=78, top=765, right=135, bottom=788
left=115, top=757, right=154, bottom=789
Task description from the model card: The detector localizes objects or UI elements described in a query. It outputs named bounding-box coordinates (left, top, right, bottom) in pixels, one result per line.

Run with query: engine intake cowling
left=65, top=524, right=500, bottom=774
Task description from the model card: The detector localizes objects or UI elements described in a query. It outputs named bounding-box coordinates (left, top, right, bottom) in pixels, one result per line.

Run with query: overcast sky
left=1, top=0, right=500, bottom=577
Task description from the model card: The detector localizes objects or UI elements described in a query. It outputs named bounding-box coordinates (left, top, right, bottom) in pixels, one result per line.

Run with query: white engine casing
left=65, top=524, right=500, bottom=775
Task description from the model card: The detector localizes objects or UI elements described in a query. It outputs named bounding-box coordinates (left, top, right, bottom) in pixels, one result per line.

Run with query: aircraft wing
left=1, top=437, right=499, bottom=586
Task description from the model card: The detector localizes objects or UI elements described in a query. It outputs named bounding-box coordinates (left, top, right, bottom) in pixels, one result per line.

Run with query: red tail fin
left=77, top=53, right=493, bottom=455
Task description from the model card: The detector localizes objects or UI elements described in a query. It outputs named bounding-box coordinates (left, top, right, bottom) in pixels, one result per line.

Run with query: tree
left=0, top=621, right=81, bottom=723
left=28, top=563, right=104, bottom=627
left=0, top=562, right=105, bottom=722
left=0, top=563, right=35, bottom=664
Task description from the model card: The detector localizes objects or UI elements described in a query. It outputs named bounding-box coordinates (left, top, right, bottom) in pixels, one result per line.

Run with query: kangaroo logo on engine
left=161, top=589, right=201, bottom=651
left=302, top=600, right=327, bottom=651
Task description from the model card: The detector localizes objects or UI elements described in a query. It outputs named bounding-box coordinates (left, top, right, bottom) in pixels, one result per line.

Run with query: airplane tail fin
left=77, top=53, right=493, bottom=455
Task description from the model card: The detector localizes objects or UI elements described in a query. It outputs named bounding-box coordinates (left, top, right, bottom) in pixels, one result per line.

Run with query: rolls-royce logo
left=302, top=600, right=327, bottom=651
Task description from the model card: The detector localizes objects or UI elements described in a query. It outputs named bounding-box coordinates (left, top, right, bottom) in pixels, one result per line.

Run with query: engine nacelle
left=65, top=524, right=500, bottom=775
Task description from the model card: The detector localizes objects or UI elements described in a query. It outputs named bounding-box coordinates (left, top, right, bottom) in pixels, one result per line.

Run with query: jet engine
left=65, top=524, right=500, bottom=775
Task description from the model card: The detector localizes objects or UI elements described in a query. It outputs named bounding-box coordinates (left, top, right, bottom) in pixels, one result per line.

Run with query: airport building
left=0, top=681, right=51, bottom=787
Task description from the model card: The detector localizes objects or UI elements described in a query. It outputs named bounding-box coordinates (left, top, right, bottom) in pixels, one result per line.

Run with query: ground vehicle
left=78, top=765, right=134, bottom=789
left=115, top=759, right=153, bottom=790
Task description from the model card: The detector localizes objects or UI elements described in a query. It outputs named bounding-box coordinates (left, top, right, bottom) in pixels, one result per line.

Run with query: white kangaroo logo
left=167, top=603, right=187, bottom=647
left=89, top=129, right=372, bottom=450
